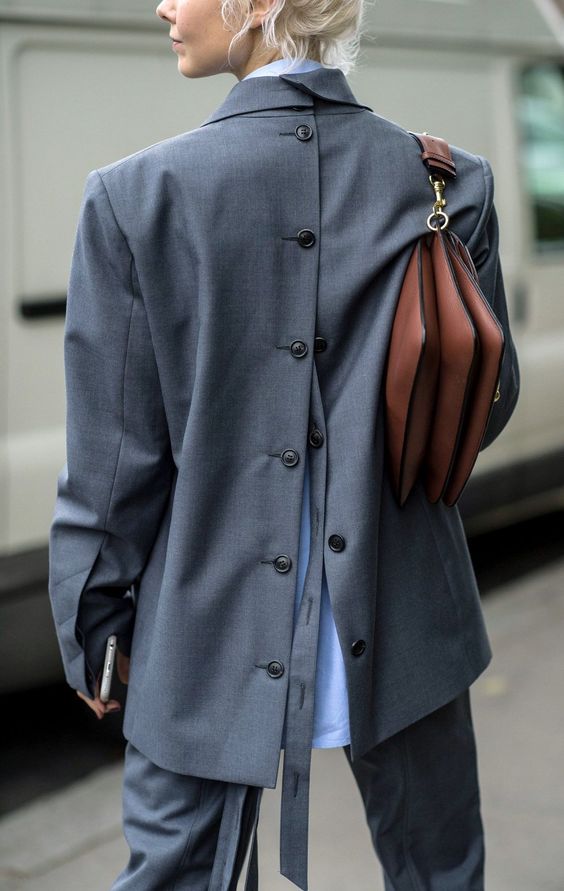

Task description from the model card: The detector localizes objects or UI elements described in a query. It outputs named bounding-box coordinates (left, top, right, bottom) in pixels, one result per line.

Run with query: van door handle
left=18, top=295, right=67, bottom=319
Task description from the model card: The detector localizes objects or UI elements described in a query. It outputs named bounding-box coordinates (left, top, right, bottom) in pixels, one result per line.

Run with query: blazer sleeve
left=48, top=169, right=175, bottom=700
left=470, top=155, right=521, bottom=452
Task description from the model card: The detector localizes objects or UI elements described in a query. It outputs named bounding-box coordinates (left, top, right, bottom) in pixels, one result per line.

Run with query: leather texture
left=385, top=133, right=505, bottom=508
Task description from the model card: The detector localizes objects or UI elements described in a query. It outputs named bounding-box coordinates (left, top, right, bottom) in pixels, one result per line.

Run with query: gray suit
left=48, top=65, right=519, bottom=891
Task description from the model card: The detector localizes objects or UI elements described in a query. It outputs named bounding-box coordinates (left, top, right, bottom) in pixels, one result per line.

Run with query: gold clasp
left=494, top=381, right=501, bottom=402
left=426, top=173, right=449, bottom=231
left=430, top=174, right=446, bottom=213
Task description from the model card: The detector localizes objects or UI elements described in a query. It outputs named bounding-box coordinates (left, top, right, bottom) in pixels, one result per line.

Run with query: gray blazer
left=48, top=66, right=519, bottom=787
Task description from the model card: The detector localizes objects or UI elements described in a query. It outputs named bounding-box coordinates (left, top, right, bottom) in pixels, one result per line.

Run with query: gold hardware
left=427, top=210, right=449, bottom=231
left=430, top=174, right=447, bottom=213
left=494, top=382, right=501, bottom=402
left=426, top=173, right=449, bottom=232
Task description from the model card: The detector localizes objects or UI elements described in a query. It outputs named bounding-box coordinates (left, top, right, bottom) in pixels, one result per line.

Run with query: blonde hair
left=221, top=0, right=368, bottom=76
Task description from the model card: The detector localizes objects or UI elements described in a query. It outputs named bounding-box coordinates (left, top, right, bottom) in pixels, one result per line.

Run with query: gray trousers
left=110, top=688, right=484, bottom=891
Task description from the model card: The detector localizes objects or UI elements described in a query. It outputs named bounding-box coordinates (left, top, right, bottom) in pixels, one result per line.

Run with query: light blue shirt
left=243, top=58, right=351, bottom=748
left=241, top=57, right=326, bottom=80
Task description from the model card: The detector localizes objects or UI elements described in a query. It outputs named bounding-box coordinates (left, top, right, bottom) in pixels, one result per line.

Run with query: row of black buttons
left=292, top=127, right=315, bottom=268
left=267, top=156, right=366, bottom=673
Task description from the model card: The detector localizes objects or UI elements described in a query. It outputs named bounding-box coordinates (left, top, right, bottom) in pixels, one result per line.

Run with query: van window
left=517, top=61, right=564, bottom=252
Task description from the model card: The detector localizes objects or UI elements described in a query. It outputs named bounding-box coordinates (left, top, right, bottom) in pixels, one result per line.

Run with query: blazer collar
left=199, top=66, right=373, bottom=127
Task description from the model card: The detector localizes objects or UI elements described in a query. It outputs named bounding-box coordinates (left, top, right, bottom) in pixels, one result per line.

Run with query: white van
left=1, top=0, right=563, bottom=691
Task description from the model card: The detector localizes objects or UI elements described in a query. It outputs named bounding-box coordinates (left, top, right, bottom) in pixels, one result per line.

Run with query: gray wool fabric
left=48, top=66, right=520, bottom=890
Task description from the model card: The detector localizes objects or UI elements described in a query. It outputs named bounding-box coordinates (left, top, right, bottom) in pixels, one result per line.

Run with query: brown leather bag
left=384, top=133, right=505, bottom=508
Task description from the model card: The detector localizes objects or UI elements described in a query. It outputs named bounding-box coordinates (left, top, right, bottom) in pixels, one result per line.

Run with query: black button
left=314, top=336, right=327, bottom=352
left=328, top=534, right=345, bottom=552
left=309, top=428, right=324, bottom=448
left=274, top=554, right=292, bottom=573
left=290, top=340, right=308, bottom=358
left=295, top=123, right=313, bottom=141
left=297, top=229, right=316, bottom=248
left=267, top=660, right=285, bottom=678
left=351, top=639, right=366, bottom=657
left=281, top=449, right=299, bottom=467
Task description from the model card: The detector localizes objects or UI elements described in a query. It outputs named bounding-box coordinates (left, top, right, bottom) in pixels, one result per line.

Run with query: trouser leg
left=110, top=740, right=260, bottom=891
left=343, top=688, right=485, bottom=891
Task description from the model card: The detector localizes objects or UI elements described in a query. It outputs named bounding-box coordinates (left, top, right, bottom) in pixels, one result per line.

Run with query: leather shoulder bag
left=384, top=132, right=505, bottom=509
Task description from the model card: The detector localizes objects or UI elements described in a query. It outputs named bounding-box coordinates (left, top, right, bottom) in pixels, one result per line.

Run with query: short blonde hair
left=221, top=0, right=368, bottom=75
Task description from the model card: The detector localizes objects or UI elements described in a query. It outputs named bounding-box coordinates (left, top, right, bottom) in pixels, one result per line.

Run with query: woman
left=48, top=0, right=520, bottom=888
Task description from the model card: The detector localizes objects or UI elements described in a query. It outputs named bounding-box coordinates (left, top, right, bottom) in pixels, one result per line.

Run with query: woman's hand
left=76, top=647, right=130, bottom=720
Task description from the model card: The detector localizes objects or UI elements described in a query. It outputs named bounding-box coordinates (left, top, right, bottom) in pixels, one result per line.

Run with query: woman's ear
left=248, top=0, right=278, bottom=29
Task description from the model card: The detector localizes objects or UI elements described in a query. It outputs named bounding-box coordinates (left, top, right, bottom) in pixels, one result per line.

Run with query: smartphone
left=100, top=634, right=118, bottom=703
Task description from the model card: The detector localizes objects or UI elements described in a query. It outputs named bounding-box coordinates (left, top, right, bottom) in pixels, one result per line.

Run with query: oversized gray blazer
left=49, top=66, right=519, bottom=787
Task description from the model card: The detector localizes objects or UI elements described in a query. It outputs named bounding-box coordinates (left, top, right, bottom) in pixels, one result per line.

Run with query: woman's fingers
left=76, top=688, right=105, bottom=719
left=76, top=672, right=122, bottom=719
left=76, top=691, right=121, bottom=719
left=75, top=648, right=131, bottom=718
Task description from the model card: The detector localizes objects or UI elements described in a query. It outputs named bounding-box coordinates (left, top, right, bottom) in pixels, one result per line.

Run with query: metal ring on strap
left=426, top=210, right=449, bottom=231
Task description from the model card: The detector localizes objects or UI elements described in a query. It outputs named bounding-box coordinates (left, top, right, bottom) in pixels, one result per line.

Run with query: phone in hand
left=100, top=634, right=118, bottom=703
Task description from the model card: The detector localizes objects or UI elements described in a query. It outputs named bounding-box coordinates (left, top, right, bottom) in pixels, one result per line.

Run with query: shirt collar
left=241, top=57, right=324, bottom=80
left=199, top=65, right=373, bottom=128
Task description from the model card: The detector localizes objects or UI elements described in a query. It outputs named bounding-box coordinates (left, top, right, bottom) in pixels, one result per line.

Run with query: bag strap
left=408, top=132, right=457, bottom=179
